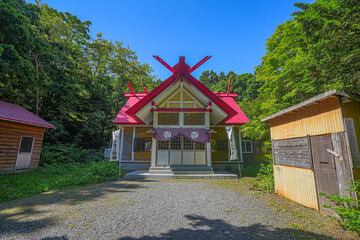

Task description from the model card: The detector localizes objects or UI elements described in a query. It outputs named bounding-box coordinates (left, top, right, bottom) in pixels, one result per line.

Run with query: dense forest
left=0, top=0, right=160, bottom=151
left=1, top=0, right=359, bottom=155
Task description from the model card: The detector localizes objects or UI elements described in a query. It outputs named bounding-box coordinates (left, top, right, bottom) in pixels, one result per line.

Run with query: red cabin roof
left=0, top=101, right=56, bottom=128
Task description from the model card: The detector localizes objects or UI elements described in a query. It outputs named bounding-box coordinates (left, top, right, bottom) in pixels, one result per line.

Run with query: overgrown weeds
left=0, top=161, right=123, bottom=203
left=242, top=157, right=274, bottom=191
left=40, top=143, right=105, bottom=165
left=321, top=180, right=360, bottom=234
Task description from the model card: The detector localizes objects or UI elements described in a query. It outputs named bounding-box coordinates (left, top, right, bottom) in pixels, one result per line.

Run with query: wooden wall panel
left=270, top=97, right=344, bottom=140
left=274, top=165, right=319, bottom=210
left=273, top=137, right=312, bottom=169
left=134, top=152, right=151, bottom=161
left=341, top=101, right=360, bottom=150
left=135, top=127, right=152, bottom=138
left=0, top=120, right=44, bottom=172
left=212, top=152, right=228, bottom=162
left=211, top=127, right=227, bottom=140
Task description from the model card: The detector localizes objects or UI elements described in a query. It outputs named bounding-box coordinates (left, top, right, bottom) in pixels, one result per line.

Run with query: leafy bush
left=243, top=157, right=274, bottom=191
left=321, top=181, right=360, bottom=234
left=0, top=161, right=123, bottom=202
left=40, top=143, right=104, bottom=165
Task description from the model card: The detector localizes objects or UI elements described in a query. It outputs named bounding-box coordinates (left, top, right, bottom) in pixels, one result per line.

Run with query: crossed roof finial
left=153, top=56, right=212, bottom=74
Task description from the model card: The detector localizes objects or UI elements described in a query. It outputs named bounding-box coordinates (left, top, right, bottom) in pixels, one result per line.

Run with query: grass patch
left=0, top=161, right=122, bottom=203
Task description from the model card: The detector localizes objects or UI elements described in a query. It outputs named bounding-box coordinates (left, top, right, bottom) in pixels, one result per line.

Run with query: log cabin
left=0, top=101, right=56, bottom=173
left=113, top=56, right=252, bottom=174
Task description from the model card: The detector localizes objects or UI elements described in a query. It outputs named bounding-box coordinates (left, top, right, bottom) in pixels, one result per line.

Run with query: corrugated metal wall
left=274, top=165, right=319, bottom=210
left=270, top=97, right=344, bottom=140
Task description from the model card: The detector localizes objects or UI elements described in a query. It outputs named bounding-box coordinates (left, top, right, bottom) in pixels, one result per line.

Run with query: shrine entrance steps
left=123, top=167, right=238, bottom=179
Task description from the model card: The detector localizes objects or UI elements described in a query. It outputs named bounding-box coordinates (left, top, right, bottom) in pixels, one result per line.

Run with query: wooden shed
left=0, top=101, right=56, bottom=173
left=262, top=90, right=360, bottom=211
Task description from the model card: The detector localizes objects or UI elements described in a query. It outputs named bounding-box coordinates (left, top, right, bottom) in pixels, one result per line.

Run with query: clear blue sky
left=29, top=0, right=315, bottom=80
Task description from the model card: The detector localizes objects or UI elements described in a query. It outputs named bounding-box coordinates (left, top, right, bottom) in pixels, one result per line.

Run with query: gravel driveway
left=0, top=179, right=357, bottom=239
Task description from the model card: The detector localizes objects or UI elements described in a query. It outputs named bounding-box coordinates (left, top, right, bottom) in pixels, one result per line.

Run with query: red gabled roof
left=113, top=96, right=145, bottom=125
left=113, top=56, right=250, bottom=126
left=113, top=93, right=249, bottom=126
left=0, top=101, right=56, bottom=128
left=218, top=96, right=249, bottom=125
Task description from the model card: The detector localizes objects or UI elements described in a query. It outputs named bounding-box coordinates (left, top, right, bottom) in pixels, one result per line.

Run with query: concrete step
left=148, top=167, right=172, bottom=174
left=171, top=166, right=214, bottom=174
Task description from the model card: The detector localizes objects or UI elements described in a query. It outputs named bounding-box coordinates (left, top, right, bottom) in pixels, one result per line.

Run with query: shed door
left=311, top=135, right=339, bottom=207
left=15, top=137, right=34, bottom=169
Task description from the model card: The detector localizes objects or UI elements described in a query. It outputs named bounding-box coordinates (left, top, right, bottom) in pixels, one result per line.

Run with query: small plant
left=320, top=180, right=360, bottom=234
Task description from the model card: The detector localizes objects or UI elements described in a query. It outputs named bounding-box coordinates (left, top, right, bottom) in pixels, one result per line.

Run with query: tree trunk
left=34, top=54, right=40, bottom=116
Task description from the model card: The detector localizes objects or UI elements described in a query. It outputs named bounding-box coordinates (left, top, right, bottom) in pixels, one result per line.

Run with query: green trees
left=239, top=0, right=360, bottom=149
left=0, top=0, right=156, bottom=149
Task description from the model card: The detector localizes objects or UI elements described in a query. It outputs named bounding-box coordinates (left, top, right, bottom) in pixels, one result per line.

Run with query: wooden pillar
left=238, top=127, right=243, bottom=163
left=119, top=127, right=124, bottom=162
left=151, top=138, right=156, bottom=167
left=131, top=127, right=136, bottom=162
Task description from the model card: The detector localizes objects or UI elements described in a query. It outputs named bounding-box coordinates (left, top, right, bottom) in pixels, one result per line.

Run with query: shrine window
left=158, top=113, right=179, bottom=125
left=184, top=113, right=205, bottom=125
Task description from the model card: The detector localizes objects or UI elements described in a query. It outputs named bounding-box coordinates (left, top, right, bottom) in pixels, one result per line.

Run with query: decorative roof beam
left=190, top=56, right=212, bottom=73
left=150, top=108, right=212, bottom=112
left=153, top=55, right=174, bottom=73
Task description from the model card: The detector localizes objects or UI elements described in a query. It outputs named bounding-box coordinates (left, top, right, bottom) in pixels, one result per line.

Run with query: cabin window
left=184, top=113, right=205, bottom=125
left=19, top=137, right=34, bottom=154
left=158, top=113, right=179, bottom=125
left=242, top=140, right=253, bottom=153
left=134, top=139, right=152, bottom=152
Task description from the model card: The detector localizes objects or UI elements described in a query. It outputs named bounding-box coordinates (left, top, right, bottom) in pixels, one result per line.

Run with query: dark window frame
left=241, top=140, right=253, bottom=153
left=134, top=138, right=152, bottom=152
left=19, top=137, right=34, bottom=154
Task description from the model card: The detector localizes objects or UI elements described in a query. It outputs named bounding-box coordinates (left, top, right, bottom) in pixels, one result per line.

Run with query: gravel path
left=0, top=180, right=356, bottom=239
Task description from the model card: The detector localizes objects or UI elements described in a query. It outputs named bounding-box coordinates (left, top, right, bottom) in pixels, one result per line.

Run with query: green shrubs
left=242, top=157, right=274, bottom=191
left=0, top=161, right=122, bottom=202
left=40, top=144, right=104, bottom=165
left=321, top=181, right=360, bottom=234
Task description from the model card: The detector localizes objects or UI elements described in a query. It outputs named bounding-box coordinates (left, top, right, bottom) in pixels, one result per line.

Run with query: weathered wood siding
left=270, top=97, right=344, bottom=140
left=273, top=137, right=312, bottom=169
left=341, top=101, right=360, bottom=151
left=342, top=101, right=360, bottom=181
left=0, top=120, right=44, bottom=172
left=274, top=165, right=319, bottom=210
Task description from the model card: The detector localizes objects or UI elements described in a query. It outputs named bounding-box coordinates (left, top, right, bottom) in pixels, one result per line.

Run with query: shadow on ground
left=118, top=214, right=335, bottom=240
left=0, top=180, right=150, bottom=236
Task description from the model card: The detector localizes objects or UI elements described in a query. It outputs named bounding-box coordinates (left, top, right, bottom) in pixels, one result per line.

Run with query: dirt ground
left=0, top=179, right=358, bottom=239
